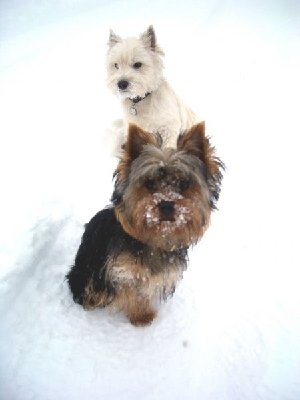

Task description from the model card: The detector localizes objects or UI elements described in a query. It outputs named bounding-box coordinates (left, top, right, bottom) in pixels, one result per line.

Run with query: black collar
left=130, top=92, right=151, bottom=104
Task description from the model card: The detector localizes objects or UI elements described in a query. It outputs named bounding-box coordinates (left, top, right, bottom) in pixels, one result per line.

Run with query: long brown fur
left=67, top=122, right=223, bottom=326
left=113, top=123, right=222, bottom=251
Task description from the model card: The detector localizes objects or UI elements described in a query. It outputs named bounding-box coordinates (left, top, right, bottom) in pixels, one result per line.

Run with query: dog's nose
left=118, top=80, right=129, bottom=90
left=158, top=201, right=175, bottom=219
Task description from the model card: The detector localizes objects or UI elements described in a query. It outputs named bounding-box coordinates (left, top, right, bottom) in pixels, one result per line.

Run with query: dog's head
left=112, top=123, right=224, bottom=251
left=106, top=26, right=164, bottom=99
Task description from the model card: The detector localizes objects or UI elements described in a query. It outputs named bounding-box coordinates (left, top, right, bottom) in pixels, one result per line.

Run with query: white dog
left=106, top=26, right=197, bottom=148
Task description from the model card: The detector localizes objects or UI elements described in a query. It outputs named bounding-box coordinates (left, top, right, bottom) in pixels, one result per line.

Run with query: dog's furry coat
left=67, top=123, right=223, bottom=326
left=106, top=26, right=197, bottom=148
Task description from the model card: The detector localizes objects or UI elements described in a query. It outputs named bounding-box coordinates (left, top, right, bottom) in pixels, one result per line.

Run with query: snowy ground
left=0, top=1, right=300, bottom=399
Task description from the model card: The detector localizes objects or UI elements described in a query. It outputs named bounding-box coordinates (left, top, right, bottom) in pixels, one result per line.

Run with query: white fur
left=106, top=26, right=197, bottom=148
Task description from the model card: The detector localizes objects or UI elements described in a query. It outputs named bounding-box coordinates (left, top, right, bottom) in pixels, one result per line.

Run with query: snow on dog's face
left=106, top=26, right=164, bottom=99
left=112, top=123, right=224, bottom=252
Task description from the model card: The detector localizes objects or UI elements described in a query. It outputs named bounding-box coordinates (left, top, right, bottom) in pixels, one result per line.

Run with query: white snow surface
left=1, top=1, right=300, bottom=399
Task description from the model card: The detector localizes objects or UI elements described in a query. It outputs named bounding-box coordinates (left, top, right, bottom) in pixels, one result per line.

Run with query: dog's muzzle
left=158, top=201, right=175, bottom=221
left=118, top=80, right=129, bottom=90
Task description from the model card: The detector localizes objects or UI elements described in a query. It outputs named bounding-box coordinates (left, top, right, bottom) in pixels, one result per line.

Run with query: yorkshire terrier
left=67, top=122, right=223, bottom=326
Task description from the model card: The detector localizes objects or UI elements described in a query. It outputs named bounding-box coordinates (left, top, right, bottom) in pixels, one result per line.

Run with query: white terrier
left=106, top=26, right=197, bottom=148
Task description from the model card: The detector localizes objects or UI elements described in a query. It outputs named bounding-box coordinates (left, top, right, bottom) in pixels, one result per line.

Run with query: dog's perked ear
left=108, top=29, right=122, bottom=48
left=177, top=122, right=216, bottom=175
left=125, top=124, right=157, bottom=161
left=177, top=122, right=206, bottom=156
left=140, top=25, right=156, bottom=50
left=178, top=122, right=224, bottom=208
left=112, top=124, right=157, bottom=205
left=139, top=26, right=165, bottom=56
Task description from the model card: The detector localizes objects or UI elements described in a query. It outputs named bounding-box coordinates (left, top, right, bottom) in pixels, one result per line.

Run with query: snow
left=0, top=1, right=300, bottom=399
left=145, top=190, right=189, bottom=231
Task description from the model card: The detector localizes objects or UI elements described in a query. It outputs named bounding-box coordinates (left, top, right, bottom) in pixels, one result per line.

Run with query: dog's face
left=112, top=123, right=223, bottom=251
left=106, top=26, right=164, bottom=99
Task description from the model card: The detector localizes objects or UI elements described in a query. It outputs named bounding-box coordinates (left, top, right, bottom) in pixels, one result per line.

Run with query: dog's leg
left=115, top=286, right=157, bottom=326
left=82, top=279, right=115, bottom=310
left=128, top=304, right=157, bottom=327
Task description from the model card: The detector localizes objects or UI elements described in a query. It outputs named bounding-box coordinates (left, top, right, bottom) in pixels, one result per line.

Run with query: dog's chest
left=124, top=92, right=176, bottom=125
left=106, top=250, right=184, bottom=301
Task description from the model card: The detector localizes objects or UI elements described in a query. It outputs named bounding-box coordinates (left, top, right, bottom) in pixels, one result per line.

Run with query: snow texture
left=145, top=190, right=190, bottom=233
left=1, top=1, right=300, bottom=399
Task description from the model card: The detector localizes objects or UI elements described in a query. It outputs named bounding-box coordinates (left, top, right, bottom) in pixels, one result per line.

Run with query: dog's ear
left=177, top=121, right=221, bottom=176
left=108, top=29, right=122, bottom=49
left=177, top=122, right=208, bottom=159
left=178, top=122, right=224, bottom=207
left=113, top=124, right=156, bottom=191
left=140, top=25, right=158, bottom=51
left=114, top=125, right=154, bottom=183
left=125, top=124, right=156, bottom=161
left=177, top=121, right=224, bottom=177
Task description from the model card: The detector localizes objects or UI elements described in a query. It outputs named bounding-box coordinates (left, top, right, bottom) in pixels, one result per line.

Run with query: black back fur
left=66, top=207, right=188, bottom=306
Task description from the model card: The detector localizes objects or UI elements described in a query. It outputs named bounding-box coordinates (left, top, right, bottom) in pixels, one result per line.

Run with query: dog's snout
left=158, top=201, right=175, bottom=218
left=118, top=80, right=129, bottom=90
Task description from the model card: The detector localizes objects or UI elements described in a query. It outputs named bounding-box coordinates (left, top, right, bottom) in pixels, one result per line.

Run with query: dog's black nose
left=158, top=201, right=175, bottom=218
left=118, top=80, right=129, bottom=90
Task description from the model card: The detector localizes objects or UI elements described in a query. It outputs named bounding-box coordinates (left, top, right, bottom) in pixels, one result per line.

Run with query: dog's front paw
left=129, top=310, right=157, bottom=327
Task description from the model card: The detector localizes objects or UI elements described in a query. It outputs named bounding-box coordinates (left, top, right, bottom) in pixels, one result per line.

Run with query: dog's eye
left=145, top=178, right=156, bottom=191
left=114, top=63, right=119, bottom=69
left=179, top=179, right=191, bottom=192
left=133, top=62, right=142, bottom=69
